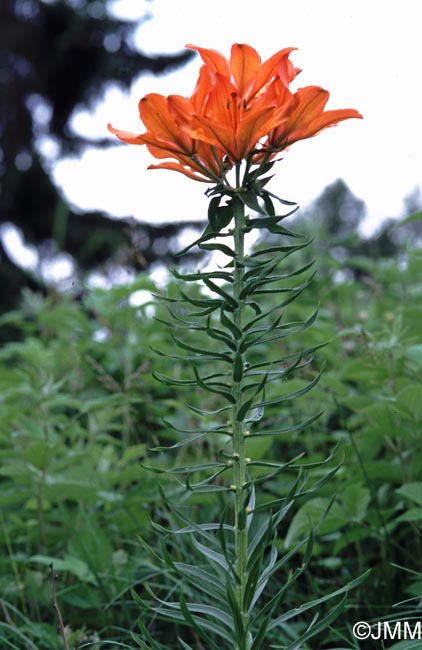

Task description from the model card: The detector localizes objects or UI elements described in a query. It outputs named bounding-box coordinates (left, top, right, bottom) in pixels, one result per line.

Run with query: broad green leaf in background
left=396, top=482, right=422, bottom=507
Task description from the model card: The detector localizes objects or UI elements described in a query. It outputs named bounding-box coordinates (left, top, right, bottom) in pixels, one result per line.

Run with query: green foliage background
left=0, top=211, right=421, bottom=649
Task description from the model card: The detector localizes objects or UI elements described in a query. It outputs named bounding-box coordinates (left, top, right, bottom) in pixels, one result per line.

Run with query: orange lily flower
left=108, top=43, right=362, bottom=183
left=108, top=93, right=225, bottom=182
left=265, top=85, right=362, bottom=152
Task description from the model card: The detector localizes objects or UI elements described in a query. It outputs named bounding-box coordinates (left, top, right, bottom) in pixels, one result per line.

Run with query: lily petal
left=186, top=44, right=230, bottom=76
left=230, top=44, right=261, bottom=96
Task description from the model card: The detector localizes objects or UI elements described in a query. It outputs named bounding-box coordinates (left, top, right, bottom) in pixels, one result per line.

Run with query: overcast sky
left=53, top=0, right=422, bottom=234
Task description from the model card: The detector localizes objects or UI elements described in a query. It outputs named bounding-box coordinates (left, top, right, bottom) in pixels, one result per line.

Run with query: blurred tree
left=308, top=178, right=366, bottom=238
left=0, top=0, right=201, bottom=311
left=397, top=187, right=422, bottom=244
left=299, top=179, right=403, bottom=259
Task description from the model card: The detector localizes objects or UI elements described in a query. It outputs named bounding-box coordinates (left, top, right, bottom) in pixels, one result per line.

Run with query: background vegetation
left=1, top=198, right=421, bottom=649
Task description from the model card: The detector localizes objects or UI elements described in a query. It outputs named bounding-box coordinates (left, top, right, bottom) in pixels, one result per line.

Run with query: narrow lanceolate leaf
left=248, top=241, right=307, bottom=258
left=245, top=520, right=278, bottom=612
left=152, top=602, right=232, bottom=644
left=252, top=369, right=323, bottom=409
left=163, top=305, right=208, bottom=328
left=268, top=570, right=371, bottom=630
left=293, top=466, right=341, bottom=501
left=151, top=346, right=228, bottom=363
left=208, top=194, right=222, bottom=228
left=163, top=509, right=227, bottom=545
left=206, top=319, right=237, bottom=349
left=264, top=189, right=298, bottom=208
left=251, top=612, right=273, bottom=650
left=238, top=189, right=267, bottom=214
left=200, top=242, right=236, bottom=257
left=175, top=227, right=233, bottom=256
left=249, top=542, right=278, bottom=610
left=281, top=595, right=348, bottom=650
left=169, top=333, right=232, bottom=362
left=178, top=289, right=223, bottom=310
left=142, top=461, right=226, bottom=476
left=248, top=410, right=324, bottom=437
left=161, top=418, right=229, bottom=436
left=178, top=591, right=228, bottom=649
left=172, top=268, right=233, bottom=283
left=173, top=562, right=226, bottom=599
left=242, top=259, right=316, bottom=298
left=243, top=302, right=285, bottom=331
left=220, top=307, right=243, bottom=340
left=187, top=402, right=232, bottom=416
left=252, top=307, right=320, bottom=347
left=244, top=209, right=299, bottom=233
left=244, top=355, right=307, bottom=386
left=248, top=342, right=327, bottom=370
left=248, top=503, right=293, bottom=560
left=152, top=371, right=197, bottom=387
left=208, top=196, right=233, bottom=233
left=149, top=431, right=212, bottom=451
left=243, top=255, right=281, bottom=283
left=165, top=462, right=228, bottom=475
left=250, top=548, right=306, bottom=630
left=240, top=311, right=284, bottom=350
left=179, top=598, right=234, bottom=630
left=186, top=466, right=231, bottom=490
left=200, top=275, right=239, bottom=310
left=169, top=522, right=233, bottom=535
left=236, top=373, right=268, bottom=421
left=191, top=536, right=229, bottom=571
left=254, top=270, right=317, bottom=296
left=186, top=304, right=220, bottom=317
left=245, top=457, right=306, bottom=489
left=193, top=367, right=236, bottom=403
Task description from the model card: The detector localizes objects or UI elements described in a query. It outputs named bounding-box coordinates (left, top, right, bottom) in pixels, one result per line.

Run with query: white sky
left=53, top=0, right=422, bottom=234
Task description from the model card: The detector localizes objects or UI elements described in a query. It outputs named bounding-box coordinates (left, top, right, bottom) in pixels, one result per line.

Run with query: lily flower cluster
left=109, top=43, right=362, bottom=184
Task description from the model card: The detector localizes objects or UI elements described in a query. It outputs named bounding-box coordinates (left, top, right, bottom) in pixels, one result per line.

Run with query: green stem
left=232, top=167, right=250, bottom=650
